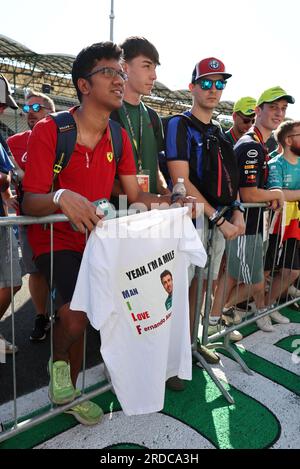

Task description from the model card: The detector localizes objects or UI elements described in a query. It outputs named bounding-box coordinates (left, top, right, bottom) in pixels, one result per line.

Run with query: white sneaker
left=222, top=308, right=242, bottom=325
left=229, top=330, right=243, bottom=342
left=208, top=322, right=243, bottom=341
left=270, top=310, right=290, bottom=324
left=288, top=285, right=300, bottom=298
left=248, top=301, right=257, bottom=313
left=256, top=315, right=274, bottom=332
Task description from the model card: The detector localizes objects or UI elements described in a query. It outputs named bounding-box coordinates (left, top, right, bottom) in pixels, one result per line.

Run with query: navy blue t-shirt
left=165, top=111, right=221, bottom=208
left=234, top=133, right=267, bottom=235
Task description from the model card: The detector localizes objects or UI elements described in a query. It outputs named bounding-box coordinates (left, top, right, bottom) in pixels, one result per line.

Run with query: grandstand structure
left=0, top=34, right=234, bottom=137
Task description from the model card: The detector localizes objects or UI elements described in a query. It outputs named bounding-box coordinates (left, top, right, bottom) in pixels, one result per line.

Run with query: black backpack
left=165, top=114, right=239, bottom=207
left=50, top=111, right=123, bottom=191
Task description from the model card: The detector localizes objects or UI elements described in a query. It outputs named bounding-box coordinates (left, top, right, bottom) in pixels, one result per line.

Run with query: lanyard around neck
left=253, top=126, right=268, bottom=152
left=123, top=103, right=143, bottom=172
left=229, top=128, right=238, bottom=144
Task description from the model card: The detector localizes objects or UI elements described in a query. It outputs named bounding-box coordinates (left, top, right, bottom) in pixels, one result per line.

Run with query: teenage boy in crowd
left=164, top=57, right=246, bottom=390
left=22, top=42, right=187, bottom=425
left=111, top=36, right=168, bottom=199
left=7, top=91, right=55, bottom=341
left=264, top=119, right=300, bottom=303
left=225, top=97, right=257, bottom=146
left=216, top=87, right=294, bottom=332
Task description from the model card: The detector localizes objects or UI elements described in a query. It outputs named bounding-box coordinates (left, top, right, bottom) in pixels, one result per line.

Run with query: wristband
left=216, top=217, right=226, bottom=227
left=53, top=189, right=66, bottom=206
left=209, top=210, right=219, bottom=222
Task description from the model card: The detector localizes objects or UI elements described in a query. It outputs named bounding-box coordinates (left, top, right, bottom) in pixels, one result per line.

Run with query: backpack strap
left=50, top=111, right=77, bottom=191
left=145, top=105, right=160, bottom=139
left=109, top=119, right=122, bottom=165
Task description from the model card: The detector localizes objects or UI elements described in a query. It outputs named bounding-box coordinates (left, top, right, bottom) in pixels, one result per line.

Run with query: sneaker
left=270, top=310, right=290, bottom=324
left=207, top=321, right=225, bottom=336
left=48, top=360, right=76, bottom=405
left=65, top=400, right=104, bottom=426
left=229, top=330, right=243, bottom=342
left=196, top=340, right=220, bottom=364
left=236, top=301, right=250, bottom=311
left=288, top=285, right=300, bottom=298
left=30, top=315, right=50, bottom=341
left=256, top=315, right=274, bottom=332
left=248, top=301, right=257, bottom=313
left=222, top=307, right=242, bottom=325
left=207, top=322, right=243, bottom=342
left=166, top=376, right=185, bottom=391
left=0, top=334, right=18, bottom=354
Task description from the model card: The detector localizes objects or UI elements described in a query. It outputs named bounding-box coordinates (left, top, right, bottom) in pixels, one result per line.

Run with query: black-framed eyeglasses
left=237, top=112, right=255, bottom=124
left=196, top=78, right=227, bottom=90
left=84, top=67, right=128, bottom=81
left=287, top=133, right=300, bottom=138
left=22, top=103, right=49, bottom=113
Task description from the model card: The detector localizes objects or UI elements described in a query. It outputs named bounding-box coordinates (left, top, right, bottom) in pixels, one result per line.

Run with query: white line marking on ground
left=35, top=411, right=215, bottom=449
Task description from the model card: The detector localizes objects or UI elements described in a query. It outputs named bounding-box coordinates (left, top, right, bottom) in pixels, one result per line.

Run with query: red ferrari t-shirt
left=22, top=109, right=136, bottom=257
left=7, top=130, right=31, bottom=171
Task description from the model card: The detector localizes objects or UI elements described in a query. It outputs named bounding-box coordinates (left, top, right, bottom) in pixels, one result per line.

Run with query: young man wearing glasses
left=164, top=58, right=245, bottom=389
left=22, top=42, right=180, bottom=425
left=225, top=96, right=257, bottom=146
left=7, top=91, right=55, bottom=342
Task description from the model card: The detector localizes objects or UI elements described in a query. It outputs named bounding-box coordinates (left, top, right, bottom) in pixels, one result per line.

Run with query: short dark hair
left=119, top=36, right=160, bottom=65
left=72, top=42, right=123, bottom=101
left=274, top=119, right=300, bottom=147
left=160, top=270, right=172, bottom=282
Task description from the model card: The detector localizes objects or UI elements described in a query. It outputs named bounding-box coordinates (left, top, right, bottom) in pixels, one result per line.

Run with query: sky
left=1, top=0, right=300, bottom=118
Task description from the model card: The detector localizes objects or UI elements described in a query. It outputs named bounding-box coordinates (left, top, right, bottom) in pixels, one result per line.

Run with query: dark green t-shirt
left=117, top=102, right=163, bottom=194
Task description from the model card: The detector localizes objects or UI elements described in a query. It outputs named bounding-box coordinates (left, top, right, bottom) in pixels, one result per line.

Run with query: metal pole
left=109, top=0, right=115, bottom=41
left=13, top=72, right=18, bottom=133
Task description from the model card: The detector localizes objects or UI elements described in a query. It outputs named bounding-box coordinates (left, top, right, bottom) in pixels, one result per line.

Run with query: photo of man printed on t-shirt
left=160, top=270, right=173, bottom=311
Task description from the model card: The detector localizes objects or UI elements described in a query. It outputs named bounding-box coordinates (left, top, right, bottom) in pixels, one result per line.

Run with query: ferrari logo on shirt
left=106, top=152, right=113, bottom=163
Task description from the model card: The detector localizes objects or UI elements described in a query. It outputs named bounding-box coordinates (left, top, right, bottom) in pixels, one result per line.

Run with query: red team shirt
left=22, top=108, right=137, bottom=257
left=7, top=130, right=31, bottom=171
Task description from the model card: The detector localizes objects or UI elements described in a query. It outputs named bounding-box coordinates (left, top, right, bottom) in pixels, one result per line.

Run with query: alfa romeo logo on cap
left=209, top=60, right=220, bottom=70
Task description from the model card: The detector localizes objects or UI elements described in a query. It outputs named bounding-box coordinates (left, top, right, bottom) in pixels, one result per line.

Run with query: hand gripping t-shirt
left=70, top=207, right=207, bottom=416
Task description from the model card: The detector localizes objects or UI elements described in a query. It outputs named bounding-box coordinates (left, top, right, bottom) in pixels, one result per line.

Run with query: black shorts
left=265, top=235, right=300, bottom=271
left=35, top=250, right=83, bottom=305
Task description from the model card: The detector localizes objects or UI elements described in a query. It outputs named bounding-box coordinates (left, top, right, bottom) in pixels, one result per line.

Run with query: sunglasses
left=22, top=103, right=49, bottom=113
left=196, top=78, right=227, bottom=90
left=84, top=66, right=128, bottom=81
left=237, top=113, right=255, bottom=124
left=287, top=133, right=300, bottom=138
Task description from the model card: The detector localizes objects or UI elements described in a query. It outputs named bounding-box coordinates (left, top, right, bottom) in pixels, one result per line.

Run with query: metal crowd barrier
left=192, top=203, right=300, bottom=402
left=0, top=204, right=299, bottom=441
left=0, top=214, right=113, bottom=444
